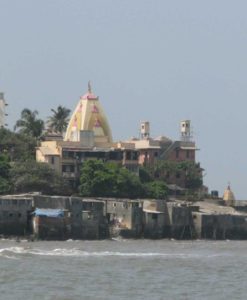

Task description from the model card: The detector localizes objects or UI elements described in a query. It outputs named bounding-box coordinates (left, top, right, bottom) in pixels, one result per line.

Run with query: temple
left=36, top=83, right=201, bottom=189
left=64, top=82, right=113, bottom=145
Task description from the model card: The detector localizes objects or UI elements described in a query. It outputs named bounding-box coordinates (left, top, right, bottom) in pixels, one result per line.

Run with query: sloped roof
left=64, top=84, right=113, bottom=143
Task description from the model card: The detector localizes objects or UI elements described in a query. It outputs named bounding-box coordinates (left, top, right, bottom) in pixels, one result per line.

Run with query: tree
left=149, top=160, right=203, bottom=190
left=10, top=160, right=72, bottom=195
left=0, top=128, right=37, bottom=161
left=80, top=160, right=144, bottom=198
left=139, top=166, right=152, bottom=183
left=0, top=154, right=11, bottom=194
left=144, top=181, right=168, bottom=199
left=14, top=109, right=44, bottom=139
left=116, top=167, right=144, bottom=198
left=47, top=106, right=71, bottom=134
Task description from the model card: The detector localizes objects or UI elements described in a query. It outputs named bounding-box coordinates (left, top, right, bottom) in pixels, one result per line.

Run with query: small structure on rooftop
left=223, top=184, right=235, bottom=206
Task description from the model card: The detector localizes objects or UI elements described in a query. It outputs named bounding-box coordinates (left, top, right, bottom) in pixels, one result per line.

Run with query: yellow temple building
left=36, top=84, right=138, bottom=186
left=64, top=82, right=113, bottom=145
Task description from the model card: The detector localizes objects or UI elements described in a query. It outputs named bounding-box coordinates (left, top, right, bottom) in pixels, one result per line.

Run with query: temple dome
left=64, top=83, right=113, bottom=144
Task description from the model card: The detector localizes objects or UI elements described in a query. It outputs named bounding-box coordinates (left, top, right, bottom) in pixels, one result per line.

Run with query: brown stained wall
left=31, top=196, right=108, bottom=239
left=143, top=213, right=165, bottom=238
left=33, top=195, right=70, bottom=209
left=82, top=200, right=108, bottom=239
left=81, top=219, right=99, bottom=239
left=138, top=147, right=195, bottom=167
left=0, top=198, right=32, bottom=235
left=105, top=199, right=143, bottom=237
left=167, top=203, right=195, bottom=239
left=33, top=215, right=70, bottom=240
left=167, top=149, right=195, bottom=162
left=69, top=197, right=83, bottom=238
left=192, top=212, right=247, bottom=240
left=106, top=200, right=141, bottom=229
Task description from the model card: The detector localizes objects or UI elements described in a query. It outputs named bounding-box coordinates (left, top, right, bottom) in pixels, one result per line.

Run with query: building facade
left=36, top=84, right=202, bottom=189
left=36, top=85, right=139, bottom=186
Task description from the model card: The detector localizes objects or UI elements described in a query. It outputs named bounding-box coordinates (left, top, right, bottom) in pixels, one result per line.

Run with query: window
left=62, top=151, right=69, bottom=158
left=109, top=151, right=118, bottom=160
left=126, top=151, right=131, bottom=160
left=51, top=156, right=55, bottom=164
left=176, top=149, right=179, bottom=159
left=176, top=172, right=181, bottom=179
left=122, top=202, right=128, bottom=209
left=62, top=165, right=75, bottom=172
left=68, top=152, right=74, bottom=158
left=186, top=150, right=190, bottom=159
left=154, top=152, right=158, bottom=157
left=133, top=152, right=138, bottom=160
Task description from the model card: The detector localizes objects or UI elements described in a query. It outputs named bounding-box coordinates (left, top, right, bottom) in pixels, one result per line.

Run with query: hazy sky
left=0, top=0, right=247, bottom=199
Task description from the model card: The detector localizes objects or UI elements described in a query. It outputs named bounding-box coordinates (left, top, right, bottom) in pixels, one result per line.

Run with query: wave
left=0, top=246, right=231, bottom=259
left=0, top=247, right=169, bottom=257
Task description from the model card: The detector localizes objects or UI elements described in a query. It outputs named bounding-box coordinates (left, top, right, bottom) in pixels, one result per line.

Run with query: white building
left=0, top=93, right=7, bottom=128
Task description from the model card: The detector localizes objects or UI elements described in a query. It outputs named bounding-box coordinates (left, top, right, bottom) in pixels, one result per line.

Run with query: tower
left=180, top=120, right=192, bottom=142
left=140, top=121, right=150, bottom=139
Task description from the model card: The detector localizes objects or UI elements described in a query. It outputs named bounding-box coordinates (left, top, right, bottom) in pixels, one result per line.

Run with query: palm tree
left=14, top=109, right=44, bottom=139
left=47, top=106, right=71, bottom=134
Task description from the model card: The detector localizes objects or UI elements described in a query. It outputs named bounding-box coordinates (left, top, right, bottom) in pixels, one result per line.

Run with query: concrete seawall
left=0, top=194, right=247, bottom=240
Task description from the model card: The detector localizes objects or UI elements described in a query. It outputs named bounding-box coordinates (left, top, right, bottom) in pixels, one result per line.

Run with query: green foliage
left=144, top=181, right=168, bottom=199
left=10, top=161, right=72, bottom=195
left=47, top=106, right=71, bottom=134
left=150, top=160, right=203, bottom=190
left=80, top=160, right=144, bottom=198
left=14, top=108, right=44, bottom=139
left=139, top=166, right=152, bottom=183
left=116, top=167, right=144, bottom=198
left=0, top=128, right=37, bottom=161
left=80, top=160, right=114, bottom=197
left=0, top=154, right=11, bottom=194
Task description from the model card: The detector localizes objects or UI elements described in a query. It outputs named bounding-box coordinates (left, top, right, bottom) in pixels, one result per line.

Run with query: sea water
left=0, top=239, right=246, bottom=300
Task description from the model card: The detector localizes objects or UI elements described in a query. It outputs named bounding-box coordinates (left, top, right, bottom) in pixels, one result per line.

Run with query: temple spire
left=88, top=81, right=92, bottom=93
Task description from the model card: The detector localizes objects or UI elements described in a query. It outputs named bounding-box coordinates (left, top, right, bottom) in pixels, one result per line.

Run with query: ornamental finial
left=88, top=81, right=92, bottom=93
